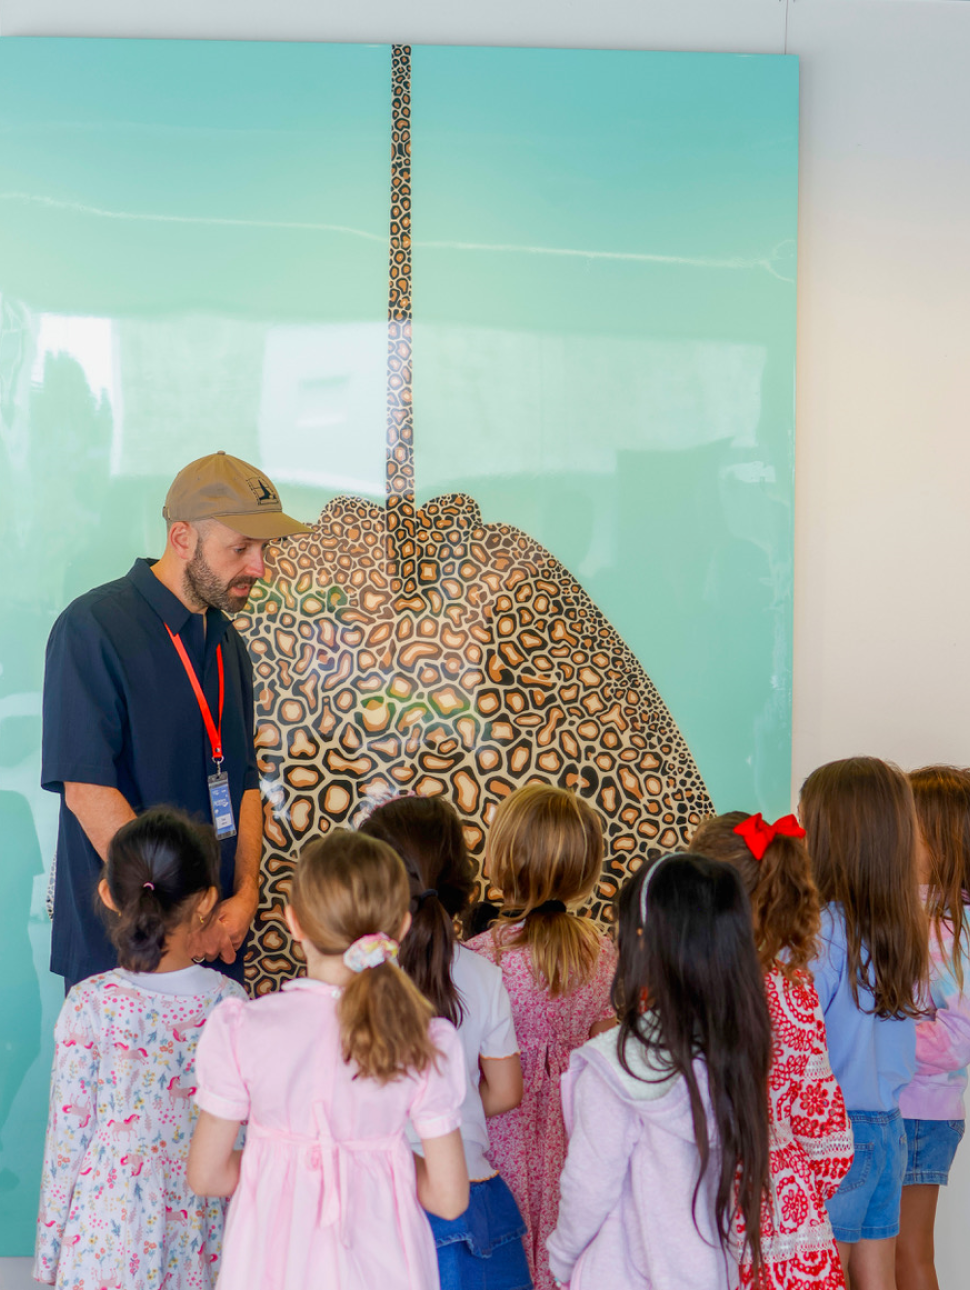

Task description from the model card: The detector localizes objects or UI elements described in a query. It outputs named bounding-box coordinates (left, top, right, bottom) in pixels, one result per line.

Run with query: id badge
left=207, top=772, right=237, bottom=840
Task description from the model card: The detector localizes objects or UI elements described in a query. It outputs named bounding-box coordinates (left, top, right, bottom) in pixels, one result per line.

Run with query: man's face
left=185, top=521, right=269, bottom=614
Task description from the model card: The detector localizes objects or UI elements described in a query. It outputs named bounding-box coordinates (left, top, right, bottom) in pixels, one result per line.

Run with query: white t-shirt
left=409, top=943, right=519, bottom=1180
left=118, top=964, right=222, bottom=996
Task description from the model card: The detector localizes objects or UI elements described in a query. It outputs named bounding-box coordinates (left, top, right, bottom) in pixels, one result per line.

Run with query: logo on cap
left=247, top=476, right=279, bottom=507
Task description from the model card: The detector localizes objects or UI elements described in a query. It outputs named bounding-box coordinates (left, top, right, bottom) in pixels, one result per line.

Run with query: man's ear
left=98, top=878, right=118, bottom=913
left=166, top=520, right=197, bottom=564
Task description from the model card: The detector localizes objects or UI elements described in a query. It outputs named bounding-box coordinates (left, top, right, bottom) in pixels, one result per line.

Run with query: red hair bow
left=733, top=812, right=806, bottom=862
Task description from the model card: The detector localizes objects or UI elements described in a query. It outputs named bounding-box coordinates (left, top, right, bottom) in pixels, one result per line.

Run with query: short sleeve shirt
left=407, top=943, right=519, bottom=1179
left=42, top=558, right=259, bottom=985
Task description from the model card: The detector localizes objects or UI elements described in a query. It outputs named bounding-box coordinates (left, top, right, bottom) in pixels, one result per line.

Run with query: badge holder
left=208, top=758, right=236, bottom=840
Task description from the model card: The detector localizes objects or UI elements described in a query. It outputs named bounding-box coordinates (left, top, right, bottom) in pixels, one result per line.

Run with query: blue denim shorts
left=903, top=1117, right=965, bottom=1186
left=428, top=1173, right=532, bottom=1290
left=826, top=1108, right=906, bottom=1243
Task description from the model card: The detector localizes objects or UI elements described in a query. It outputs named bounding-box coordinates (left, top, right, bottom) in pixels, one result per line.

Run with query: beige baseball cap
left=162, top=452, right=311, bottom=540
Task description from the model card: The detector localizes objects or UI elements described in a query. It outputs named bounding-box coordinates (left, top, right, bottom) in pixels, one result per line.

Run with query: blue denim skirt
left=428, top=1173, right=532, bottom=1290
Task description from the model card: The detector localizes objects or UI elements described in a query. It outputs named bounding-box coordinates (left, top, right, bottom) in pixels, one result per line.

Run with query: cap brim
left=211, top=511, right=312, bottom=540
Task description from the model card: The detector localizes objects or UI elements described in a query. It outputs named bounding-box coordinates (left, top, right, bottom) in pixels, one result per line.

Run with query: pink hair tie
left=143, top=882, right=155, bottom=890
left=343, top=933, right=399, bottom=973
left=733, top=812, right=806, bottom=862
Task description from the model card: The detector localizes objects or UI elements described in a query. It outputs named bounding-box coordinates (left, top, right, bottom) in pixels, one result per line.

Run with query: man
left=41, top=451, right=309, bottom=990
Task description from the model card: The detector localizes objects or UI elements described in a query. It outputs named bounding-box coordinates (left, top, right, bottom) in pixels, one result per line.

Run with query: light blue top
left=810, top=904, right=917, bottom=1113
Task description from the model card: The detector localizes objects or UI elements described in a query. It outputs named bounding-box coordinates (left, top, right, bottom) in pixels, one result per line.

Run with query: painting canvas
left=0, top=37, right=798, bottom=1248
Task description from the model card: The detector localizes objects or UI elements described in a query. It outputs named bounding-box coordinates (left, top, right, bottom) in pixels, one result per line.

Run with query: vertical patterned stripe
left=386, top=44, right=416, bottom=596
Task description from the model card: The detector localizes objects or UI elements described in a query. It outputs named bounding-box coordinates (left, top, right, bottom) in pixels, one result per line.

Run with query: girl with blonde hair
left=188, top=830, right=469, bottom=1290
left=467, top=784, right=616, bottom=1290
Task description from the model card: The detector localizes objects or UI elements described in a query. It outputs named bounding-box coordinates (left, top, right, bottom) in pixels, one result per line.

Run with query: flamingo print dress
left=35, top=965, right=246, bottom=1289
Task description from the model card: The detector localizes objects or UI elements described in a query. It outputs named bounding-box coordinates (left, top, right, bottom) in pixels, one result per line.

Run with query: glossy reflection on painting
left=0, top=37, right=797, bottom=1249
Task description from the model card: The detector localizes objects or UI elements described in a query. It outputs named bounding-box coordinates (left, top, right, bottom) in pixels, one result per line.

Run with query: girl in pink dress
left=467, top=785, right=617, bottom=1290
left=34, top=809, right=246, bottom=1290
left=187, top=830, right=469, bottom=1290
left=692, top=811, right=855, bottom=1290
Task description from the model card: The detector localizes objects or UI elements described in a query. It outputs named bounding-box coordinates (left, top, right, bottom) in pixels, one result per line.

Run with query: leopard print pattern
left=236, top=47, right=713, bottom=994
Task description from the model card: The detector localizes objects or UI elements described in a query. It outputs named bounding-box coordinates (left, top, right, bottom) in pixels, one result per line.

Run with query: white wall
left=2, top=0, right=968, bottom=1284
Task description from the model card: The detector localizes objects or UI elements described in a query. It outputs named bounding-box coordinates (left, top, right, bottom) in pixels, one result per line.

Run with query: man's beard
left=184, top=546, right=255, bottom=614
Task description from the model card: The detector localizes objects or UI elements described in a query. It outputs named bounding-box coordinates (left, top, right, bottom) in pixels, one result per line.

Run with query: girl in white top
left=361, top=795, right=531, bottom=1289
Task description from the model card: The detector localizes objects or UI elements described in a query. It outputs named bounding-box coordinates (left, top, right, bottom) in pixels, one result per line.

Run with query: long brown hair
left=359, top=795, right=476, bottom=1024
left=614, top=856, right=771, bottom=1274
left=691, top=811, right=820, bottom=978
left=486, top=784, right=604, bottom=996
left=909, top=765, right=970, bottom=990
left=292, top=830, right=439, bottom=1083
left=800, top=757, right=927, bottom=1018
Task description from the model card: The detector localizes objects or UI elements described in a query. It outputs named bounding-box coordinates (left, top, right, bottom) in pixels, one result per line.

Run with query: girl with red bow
left=692, top=810, right=854, bottom=1290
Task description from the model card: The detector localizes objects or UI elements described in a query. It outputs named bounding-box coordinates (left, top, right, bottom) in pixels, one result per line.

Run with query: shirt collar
left=127, top=558, right=228, bottom=645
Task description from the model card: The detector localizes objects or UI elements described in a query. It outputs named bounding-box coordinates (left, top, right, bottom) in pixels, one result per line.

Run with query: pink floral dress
left=34, top=966, right=246, bottom=1289
left=467, top=926, right=617, bottom=1290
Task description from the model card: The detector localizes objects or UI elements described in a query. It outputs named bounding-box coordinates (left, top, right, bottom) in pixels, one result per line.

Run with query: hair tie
left=416, top=888, right=438, bottom=905
left=343, top=933, right=399, bottom=974
left=527, top=899, right=567, bottom=916
left=638, top=858, right=665, bottom=927
left=733, top=812, right=806, bottom=862
left=142, top=882, right=155, bottom=891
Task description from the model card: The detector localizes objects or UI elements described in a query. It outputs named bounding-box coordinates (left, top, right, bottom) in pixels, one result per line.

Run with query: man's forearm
left=63, top=782, right=137, bottom=861
left=233, top=789, right=262, bottom=901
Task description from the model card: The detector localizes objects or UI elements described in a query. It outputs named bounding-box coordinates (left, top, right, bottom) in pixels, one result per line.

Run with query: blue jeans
left=428, top=1174, right=532, bottom=1290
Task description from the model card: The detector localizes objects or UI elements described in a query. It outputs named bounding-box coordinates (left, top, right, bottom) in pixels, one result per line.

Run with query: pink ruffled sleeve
left=193, top=996, right=250, bottom=1123
left=409, top=1018, right=466, bottom=1141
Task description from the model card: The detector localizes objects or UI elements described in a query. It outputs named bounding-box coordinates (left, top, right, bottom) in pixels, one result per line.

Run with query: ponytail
left=104, top=809, right=220, bottom=972
left=692, top=810, right=820, bottom=977
left=293, top=830, right=440, bottom=1083
left=486, top=784, right=604, bottom=996
left=359, top=795, right=476, bottom=1025
left=339, top=960, right=438, bottom=1083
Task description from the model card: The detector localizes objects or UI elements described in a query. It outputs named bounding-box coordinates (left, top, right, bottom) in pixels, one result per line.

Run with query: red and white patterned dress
left=736, top=967, right=854, bottom=1290
left=467, top=925, right=617, bottom=1290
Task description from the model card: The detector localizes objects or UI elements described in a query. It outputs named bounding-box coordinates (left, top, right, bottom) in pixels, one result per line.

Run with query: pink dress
left=193, top=977, right=465, bottom=1290
left=467, top=926, right=617, bottom=1290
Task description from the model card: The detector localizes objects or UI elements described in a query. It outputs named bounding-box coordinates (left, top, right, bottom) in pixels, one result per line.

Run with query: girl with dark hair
left=800, top=757, right=928, bottom=1290
left=547, top=854, right=773, bottom=1288
left=691, top=812, right=854, bottom=1289
left=35, top=808, right=246, bottom=1289
left=187, top=829, right=469, bottom=1290
left=897, top=766, right=970, bottom=1290
left=360, top=794, right=530, bottom=1290
left=466, top=784, right=617, bottom=1290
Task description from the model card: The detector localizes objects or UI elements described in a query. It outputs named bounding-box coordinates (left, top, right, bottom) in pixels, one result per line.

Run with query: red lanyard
left=165, top=625, right=224, bottom=765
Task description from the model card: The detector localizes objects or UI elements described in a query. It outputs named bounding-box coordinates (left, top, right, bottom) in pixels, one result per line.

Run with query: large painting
left=0, top=37, right=797, bottom=1247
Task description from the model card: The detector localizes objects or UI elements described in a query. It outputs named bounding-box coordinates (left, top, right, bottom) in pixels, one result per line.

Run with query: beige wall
left=2, top=0, right=968, bottom=1283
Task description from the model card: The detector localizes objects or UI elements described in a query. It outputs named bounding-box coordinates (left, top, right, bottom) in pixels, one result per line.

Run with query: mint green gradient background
left=0, top=38, right=797, bottom=1251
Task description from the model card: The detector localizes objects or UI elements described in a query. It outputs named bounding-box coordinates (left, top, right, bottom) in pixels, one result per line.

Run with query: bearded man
left=41, top=452, right=308, bottom=991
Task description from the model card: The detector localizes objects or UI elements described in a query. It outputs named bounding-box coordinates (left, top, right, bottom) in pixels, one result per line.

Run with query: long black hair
left=359, top=795, right=475, bottom=1024
left=613, top=853, right=771, bottom=1273
left=103, top=809, right=220, bottom=972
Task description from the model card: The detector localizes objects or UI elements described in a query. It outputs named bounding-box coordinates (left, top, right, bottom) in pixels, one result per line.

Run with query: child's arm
left=479, top=1054, right=523, bottom=1116
left=34, top=992, right=101, bottom=1285
left=187, top=1110, right=243, bottom=1198
left=414, top=1128, right=469, bottom=1219
left=912, top=951, right=970, bottom=1076
left=547, top=1062, right=636, bottom=1286
left=789, top=987, right=854, bottom=1201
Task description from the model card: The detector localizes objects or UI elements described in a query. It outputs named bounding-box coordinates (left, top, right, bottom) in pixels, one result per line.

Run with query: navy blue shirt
left=42, top=558, right=259, bottom=987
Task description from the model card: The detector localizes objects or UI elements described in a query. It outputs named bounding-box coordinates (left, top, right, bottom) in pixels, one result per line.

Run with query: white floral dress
left=34, top=966, right=246, bottom=1289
